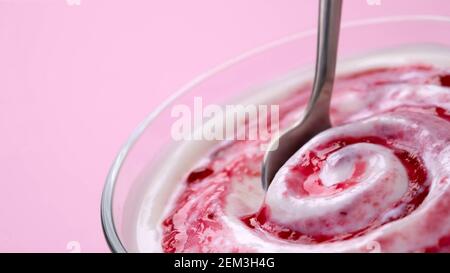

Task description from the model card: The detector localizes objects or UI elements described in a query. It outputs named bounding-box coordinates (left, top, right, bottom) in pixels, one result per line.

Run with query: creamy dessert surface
left=131, top=46, right=450, bottom=253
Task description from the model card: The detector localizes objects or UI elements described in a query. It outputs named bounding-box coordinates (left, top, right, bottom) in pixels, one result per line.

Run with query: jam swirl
left=162, top=65, right=450, bottom=253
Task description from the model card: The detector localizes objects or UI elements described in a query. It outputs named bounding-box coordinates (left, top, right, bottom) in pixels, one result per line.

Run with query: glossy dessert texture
left=161, top=65, right=450, bottom=253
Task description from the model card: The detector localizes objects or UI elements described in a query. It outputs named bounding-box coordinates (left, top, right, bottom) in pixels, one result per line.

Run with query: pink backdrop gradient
left=0, top=0, right=449, bottom=252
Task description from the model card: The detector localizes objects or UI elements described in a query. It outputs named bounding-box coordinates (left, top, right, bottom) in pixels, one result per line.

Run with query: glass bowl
left=101, top=15, right=450, bottom=252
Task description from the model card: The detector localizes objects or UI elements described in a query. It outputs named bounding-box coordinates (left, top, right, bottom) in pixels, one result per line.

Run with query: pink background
left=0, top=0, right=449, bottom=252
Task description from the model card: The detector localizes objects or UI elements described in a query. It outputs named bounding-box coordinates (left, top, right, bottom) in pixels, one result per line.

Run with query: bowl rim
left=100, top=14, right=450, bottom=253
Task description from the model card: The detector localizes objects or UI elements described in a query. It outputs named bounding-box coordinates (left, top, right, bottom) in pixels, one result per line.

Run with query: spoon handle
left=306, top=0, right=342, bottom=118
left=260, top=0, right=343, bottom=190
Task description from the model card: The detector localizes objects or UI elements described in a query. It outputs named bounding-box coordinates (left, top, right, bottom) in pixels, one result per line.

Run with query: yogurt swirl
left=161, top=65, right=450, bottom=253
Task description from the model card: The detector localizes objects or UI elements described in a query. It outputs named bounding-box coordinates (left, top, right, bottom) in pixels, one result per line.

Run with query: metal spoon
left=261, top=0, right=342, bottom=190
